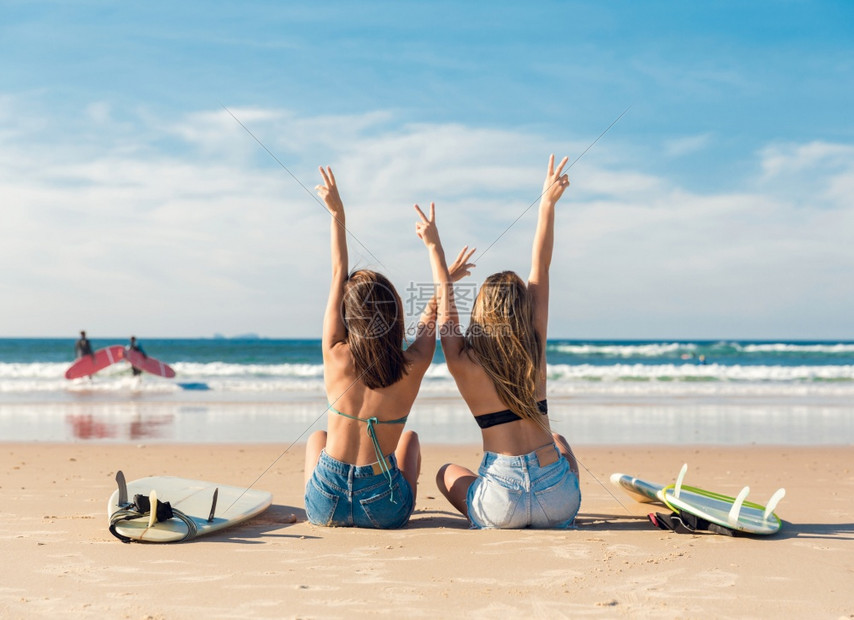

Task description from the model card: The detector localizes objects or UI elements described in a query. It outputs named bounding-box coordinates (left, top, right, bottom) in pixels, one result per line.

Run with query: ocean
left=1, top=338, right=852, bottom=444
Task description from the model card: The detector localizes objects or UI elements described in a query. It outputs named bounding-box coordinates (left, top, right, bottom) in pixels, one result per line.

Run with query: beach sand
left=2, top=442, right=853, bottom=619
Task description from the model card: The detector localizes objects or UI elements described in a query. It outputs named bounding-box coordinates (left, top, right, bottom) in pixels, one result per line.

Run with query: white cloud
left=2, top=98, right=853, bottom=339
left=664, top=133, right=713, bottom=157
left=85, top=101, right=113, bottom=124
left=758, top=141, right=854, bottom=209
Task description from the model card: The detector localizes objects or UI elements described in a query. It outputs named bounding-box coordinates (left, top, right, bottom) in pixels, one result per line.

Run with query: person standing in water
left=415, top=154, right=580, bottom=529
left=127, top=336, right=146, bottom=377
left=75, top=330, right=93, bottom=359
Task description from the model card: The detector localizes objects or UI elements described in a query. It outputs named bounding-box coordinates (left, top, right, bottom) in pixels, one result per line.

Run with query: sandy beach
left=3, top=442, right=852, bottom=619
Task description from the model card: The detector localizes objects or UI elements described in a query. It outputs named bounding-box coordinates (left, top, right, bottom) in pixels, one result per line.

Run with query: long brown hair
left=464, top=271, right=548, bottom=431
left=342, top=270, right=408, bottom=389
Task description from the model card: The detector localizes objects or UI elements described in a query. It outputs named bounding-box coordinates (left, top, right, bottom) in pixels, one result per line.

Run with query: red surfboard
left=124, top=349, right=176, bottom=378
left=65, top=345, right=126, bottom=379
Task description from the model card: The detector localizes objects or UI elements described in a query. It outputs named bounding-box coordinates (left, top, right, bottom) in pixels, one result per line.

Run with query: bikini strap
left=364, top=417, right=396, bottom=504
left=327, top=405, right=407, bottom=503
left=327, top=404, right=408, bottom=425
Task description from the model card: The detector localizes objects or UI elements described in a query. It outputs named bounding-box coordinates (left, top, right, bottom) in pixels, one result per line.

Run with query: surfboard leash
left=109, top=481, right=199, bottom=543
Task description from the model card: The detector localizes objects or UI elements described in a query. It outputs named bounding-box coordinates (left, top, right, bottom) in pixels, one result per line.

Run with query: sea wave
left=546, top=363, right=854, bottom=382
left=546, top=342, right=694, bottom=357
left=547, top=341, right=854, bottom=357
left=170, top=362, right=325, bottom=378
left=1, top=360, right=853, bottom=398
left=738, top=343, right=854, bottom=354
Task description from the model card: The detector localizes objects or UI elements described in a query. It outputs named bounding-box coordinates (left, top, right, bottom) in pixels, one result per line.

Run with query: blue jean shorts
left=466, top=444, right=581, bottom=529
left=305, top=450, right=414, bottom=529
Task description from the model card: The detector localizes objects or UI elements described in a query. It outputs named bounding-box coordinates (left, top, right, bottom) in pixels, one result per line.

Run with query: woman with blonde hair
left=305, top=166, right=474, bottom=528
left=415, top=154, right=580, bottom=529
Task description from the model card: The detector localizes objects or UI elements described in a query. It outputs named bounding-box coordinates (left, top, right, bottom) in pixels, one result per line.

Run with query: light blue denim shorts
left=305, top=449, right=414, bottom=529
left=466, top=444, right=581, bottom=529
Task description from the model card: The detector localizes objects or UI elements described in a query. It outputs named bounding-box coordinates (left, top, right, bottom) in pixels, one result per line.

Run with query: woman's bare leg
left=395, top=430, right=421, bottom=503
left=436, top=463, right=477, bottom=518
left=304, top=430, right=327, bottom=487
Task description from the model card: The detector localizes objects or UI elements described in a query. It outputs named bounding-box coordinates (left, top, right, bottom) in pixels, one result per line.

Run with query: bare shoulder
left=445, top=346, right=481, bottom=378
left=323, top=340, right=351, bottom=368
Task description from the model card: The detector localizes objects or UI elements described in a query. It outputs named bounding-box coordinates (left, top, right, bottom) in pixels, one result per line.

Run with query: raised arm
left=527, top=154, right=570, bottom=343
left=317, top=166, right=348, bottom=351
left=407, top=243, right=477, bottom=362
left=414, top=203, right=475, bottom=361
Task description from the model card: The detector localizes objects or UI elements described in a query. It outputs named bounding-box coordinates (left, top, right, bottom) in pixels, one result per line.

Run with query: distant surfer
left=127, top=336, right=147, bottom=376
left=416, top=154, right=581, bottom=529
left=303, top=165, right=475, bottom=529
left=74, top=331, right=94, bottom=359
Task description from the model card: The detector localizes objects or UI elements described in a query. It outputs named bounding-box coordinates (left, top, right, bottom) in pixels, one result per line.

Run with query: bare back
left=323, top=343, right=431, bottom=465
left=446, top=336, right=551, bottom=456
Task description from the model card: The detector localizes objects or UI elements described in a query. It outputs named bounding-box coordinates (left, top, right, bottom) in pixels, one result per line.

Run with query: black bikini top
left=474, top=400, right=548, bottom=429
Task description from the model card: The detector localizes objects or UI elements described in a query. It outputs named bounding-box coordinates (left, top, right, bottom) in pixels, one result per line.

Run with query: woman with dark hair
left=415, top=154, right=581, bottom=529
left=304, top=166, right=474, bottom=528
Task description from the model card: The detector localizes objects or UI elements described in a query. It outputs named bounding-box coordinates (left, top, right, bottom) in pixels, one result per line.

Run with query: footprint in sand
left=551, top=544, right=591, bottom=560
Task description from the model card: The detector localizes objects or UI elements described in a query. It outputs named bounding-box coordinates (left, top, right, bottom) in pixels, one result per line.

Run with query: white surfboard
left=611, top=465, right=785, bottom=535
left=108, top=471, right=272, bottom=543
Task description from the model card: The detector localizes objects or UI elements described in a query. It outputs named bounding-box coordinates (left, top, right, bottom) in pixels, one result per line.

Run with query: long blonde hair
left=342, top=270, right=408, bottom=389
left=464, top=271, right=548, bottom=431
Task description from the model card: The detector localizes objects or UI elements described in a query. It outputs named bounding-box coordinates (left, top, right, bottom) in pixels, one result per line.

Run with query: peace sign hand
left=316, top=166, right=344, bottom=216
left=447, top=245, right=476, bottom=283
left=414, top=202, right=440, bottom=248
left=541, top=154, right=570, bottom=206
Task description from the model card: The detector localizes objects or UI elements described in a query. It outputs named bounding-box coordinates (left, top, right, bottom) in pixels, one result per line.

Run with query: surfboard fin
left=674, top=463, right=688, bottom=498
left=148, top=490, right=159, bottom=528
left=727, top=486, right=750, bottom=527
left=763, top=488, right=786, bottom=521
left=116, top=470, right=129, bottom=507
left=208, top=488, right=219, bottom=522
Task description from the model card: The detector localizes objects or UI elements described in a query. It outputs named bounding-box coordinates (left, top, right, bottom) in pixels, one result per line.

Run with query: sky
left=2, top=0, right=853, bottom=340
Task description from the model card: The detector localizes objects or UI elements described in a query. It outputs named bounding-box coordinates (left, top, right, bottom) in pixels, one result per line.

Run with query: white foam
left=545, top=362, right=854, bottom=382
left=740, top=343, right=854, bottom=354
left=1, top=360, right=852, bottom=399
left=547, top=342, right=693, bottom=357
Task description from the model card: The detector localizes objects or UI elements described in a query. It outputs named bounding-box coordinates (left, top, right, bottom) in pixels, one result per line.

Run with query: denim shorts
left=304, top=450, right=414, bottom=529
left=466, top=444, right=581, bottom=529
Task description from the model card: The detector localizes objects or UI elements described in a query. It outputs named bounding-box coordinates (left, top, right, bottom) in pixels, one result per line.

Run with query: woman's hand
left=541, top=154, right=570, bottom=206
left=447, top=245, right=476, bottom=283
left=414, top=202, right=441, bottom=248
left=316, top=166, right=344, bottom=216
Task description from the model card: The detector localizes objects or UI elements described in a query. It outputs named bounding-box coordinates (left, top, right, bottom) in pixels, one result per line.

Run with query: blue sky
left=2, top=1, right=853, bottom=339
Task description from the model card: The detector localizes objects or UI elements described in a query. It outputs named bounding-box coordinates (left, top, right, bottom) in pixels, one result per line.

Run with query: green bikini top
left=328, top=405, right=409, bottom=503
